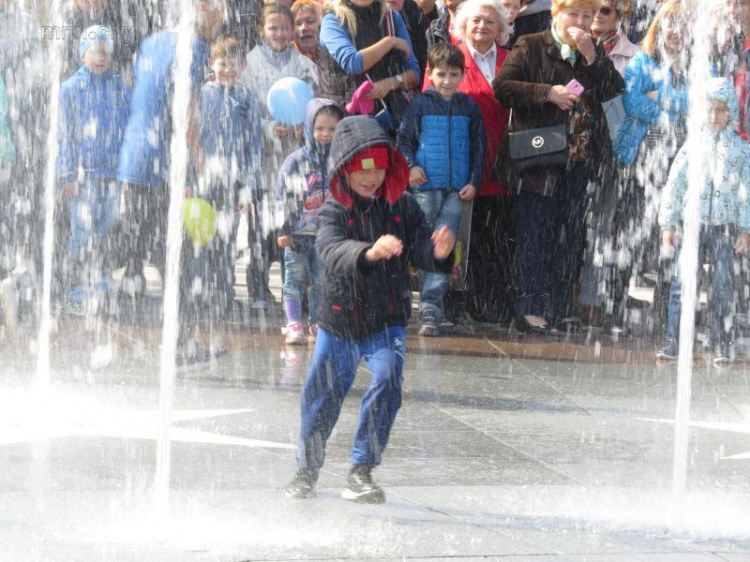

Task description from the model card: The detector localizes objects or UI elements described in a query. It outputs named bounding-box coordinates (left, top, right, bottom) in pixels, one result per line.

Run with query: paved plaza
left=1, top=265, right=749, bottom=561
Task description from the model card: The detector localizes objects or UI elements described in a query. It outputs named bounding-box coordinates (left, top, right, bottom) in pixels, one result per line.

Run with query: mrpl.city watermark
left=41, top=25, right=137, bottom=47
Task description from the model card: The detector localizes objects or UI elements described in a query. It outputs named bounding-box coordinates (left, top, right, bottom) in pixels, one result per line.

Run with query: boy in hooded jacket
left=286, top=116, right=456, bottom=503
left=275, top=98, right=345, bottom=345
left=196, top=35, right=262, bottom=318
left=58, top=25, right=131, bottom=315
left=657, top=77, right=750, bottom=366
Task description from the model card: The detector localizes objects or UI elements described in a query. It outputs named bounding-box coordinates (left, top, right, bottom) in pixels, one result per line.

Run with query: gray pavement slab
left=1, top=315, right=750, bottom=561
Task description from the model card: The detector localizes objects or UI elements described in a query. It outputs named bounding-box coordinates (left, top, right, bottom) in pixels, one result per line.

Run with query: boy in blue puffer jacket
left=275, top=98, right=344, bottom=345
left=58, top=25, right=130, bottom=315
left=196, top=35, right=262, bottom=318
left=396, top=42, right=485, bottom=336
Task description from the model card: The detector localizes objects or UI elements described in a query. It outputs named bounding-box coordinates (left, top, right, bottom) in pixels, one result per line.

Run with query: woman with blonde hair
left=611, top=0, right=689, bottom=331
left=317, top=0, right=420, bottom=133
left=493, top=0, right=623, bottom=334
left=291, top=0, right=323, bottom=61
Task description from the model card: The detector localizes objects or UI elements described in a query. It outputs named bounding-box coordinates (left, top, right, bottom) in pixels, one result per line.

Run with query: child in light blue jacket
left=58, top=25, right=130, bottom=315
left=657, top=78, right=750, bottom=365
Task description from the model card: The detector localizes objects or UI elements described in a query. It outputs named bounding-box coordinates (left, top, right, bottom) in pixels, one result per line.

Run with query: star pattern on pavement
left=643, top=417, right=750, bottom=459
left=0, top=390, right=296, bottom=450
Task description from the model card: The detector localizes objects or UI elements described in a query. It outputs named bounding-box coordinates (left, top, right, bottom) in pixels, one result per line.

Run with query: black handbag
left=507, top=110, right=569, bottom=170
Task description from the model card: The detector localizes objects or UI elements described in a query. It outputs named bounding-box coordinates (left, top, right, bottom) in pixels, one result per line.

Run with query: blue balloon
left=266, top=77, right=315, bottom=126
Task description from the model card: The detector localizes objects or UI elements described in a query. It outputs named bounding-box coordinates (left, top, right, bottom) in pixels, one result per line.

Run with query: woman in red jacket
left=423, top=0, right=513, bottom=323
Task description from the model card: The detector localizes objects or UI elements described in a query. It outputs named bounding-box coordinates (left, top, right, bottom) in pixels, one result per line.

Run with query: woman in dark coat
left=493, top=0, right=623, bottom=333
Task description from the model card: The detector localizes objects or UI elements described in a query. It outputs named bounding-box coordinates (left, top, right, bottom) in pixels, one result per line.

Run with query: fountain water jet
left=154, top=0, right=197, bottom=515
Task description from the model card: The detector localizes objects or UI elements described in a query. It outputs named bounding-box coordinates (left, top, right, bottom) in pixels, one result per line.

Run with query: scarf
left=551, top=25, right=577, bottom=64
left=258, top=40, right=293, bottom=71
left=598, top=30, right=618, bottom=54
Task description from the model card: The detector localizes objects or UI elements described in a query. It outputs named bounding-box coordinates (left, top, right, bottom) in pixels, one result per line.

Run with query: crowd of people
left=1, top=0, right=750, bottom=370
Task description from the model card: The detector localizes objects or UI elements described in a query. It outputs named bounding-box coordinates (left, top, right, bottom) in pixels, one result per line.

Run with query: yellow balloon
left=183, top=197, right=217, bottom=248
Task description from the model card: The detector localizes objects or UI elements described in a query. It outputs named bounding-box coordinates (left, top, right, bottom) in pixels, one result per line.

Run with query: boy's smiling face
left=708, top=99, right=730, bottom=132
left=210, top=55, right=244, bottom=86
left=346, top=167, right=387, bottom=199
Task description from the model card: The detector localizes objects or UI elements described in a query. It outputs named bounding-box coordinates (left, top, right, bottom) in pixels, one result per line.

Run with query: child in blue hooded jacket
left=196, top=35, right=262, bottom=317
left=58, top=25, right=130, bottom=315
left=657, top=78, right=750, bottom=366
left=275, top=98, right=344, bottom=344
left=285, top=116, right=456, bottom=504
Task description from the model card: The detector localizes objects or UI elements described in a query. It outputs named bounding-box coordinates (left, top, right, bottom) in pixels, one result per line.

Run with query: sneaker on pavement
left=419, top=309, right=438, bottom=337
left=283, top=322, right=305, bottom=345
left=341, top=464, right=385, bottom=504
left=286, top=468, right=319, bottom=499
left=656, top=339, right=678, bottom=361
left=439, top=317, right=456, bottom=333
left=176, top=342, right=214, bottom=373
left=713, top=342, right=735, bottom=367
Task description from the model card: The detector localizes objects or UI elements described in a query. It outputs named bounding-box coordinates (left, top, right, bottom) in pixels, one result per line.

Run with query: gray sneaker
left=419, top=309, right=438, bottom=337
left=285, top=468, right=319, bottom=499
left=341, top=465, right=385, bottom=504
left=439, top=317, right=456, bottom=333
left=656, top=340, right=678, bottom=361
left=713, top=342, right=735, bottom=367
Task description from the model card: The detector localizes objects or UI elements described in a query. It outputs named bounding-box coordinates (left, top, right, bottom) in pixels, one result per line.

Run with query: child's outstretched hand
left=735, top=232, right=750, bottom=253
left=431, top=225, right=456, bottom=260
left=365, top=234, right=403, bottom=262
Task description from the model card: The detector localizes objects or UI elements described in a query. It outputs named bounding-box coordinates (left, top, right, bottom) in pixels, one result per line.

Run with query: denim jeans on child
left=412, top=189, right=462, bottom=315
left=665, top=224, right=736, bottom=344
left=296, top=325, right=406, bottom=470
left=67, top=176, right=121, bottom=290
left=282, top=237, right=323, bottom=324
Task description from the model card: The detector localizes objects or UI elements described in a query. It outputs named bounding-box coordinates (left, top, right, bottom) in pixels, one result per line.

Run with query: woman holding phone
left=493, top=0, right=623, bottom=334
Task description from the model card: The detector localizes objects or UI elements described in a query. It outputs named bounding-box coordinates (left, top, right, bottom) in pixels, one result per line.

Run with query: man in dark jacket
left=285, top=116, right=455, bottom=504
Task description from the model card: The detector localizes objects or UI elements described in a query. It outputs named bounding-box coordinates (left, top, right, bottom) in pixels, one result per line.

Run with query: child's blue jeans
left=412, top=189, right=463, bottom=315
left=666, top=224, right=736, bottom=344
left=67, top=177, right=120, bottom=295
left=68, top=177, right=120, bottom=259
left=297, top=325, right=406, bottom=470
left=282, top=237, right=323, bottom=324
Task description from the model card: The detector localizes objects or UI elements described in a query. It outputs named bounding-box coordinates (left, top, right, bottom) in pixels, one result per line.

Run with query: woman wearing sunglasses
left=577, top=0, right=638, bottom=329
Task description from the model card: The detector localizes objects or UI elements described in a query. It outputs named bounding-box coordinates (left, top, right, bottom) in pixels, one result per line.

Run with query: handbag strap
left=507, top=108, right=515, bottom=134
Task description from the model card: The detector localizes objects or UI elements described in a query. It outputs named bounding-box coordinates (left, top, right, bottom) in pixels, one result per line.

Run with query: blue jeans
left=68, top=177, right=120, bottom=259
left=282, top=237, right=323, bottom=324
left=666, top=225, right=736, bottom=344
left=412, top=189, right=463, bottom=314
left=297, top=325, right=406, bottom=470
left=67, top=177, right=121, bottom=293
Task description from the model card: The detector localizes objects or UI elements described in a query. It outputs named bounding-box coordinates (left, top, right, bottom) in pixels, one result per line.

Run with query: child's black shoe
left=341, top=465, right=385, bottom=504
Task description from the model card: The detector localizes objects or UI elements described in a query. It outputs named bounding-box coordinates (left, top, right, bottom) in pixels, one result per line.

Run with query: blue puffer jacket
left=613, top=50, right=688, bottom=166
left=58, top=66, right=131, bottom=183
left=199, top=81, right=262, bottom=198
left=396, top=87, right=485, bottom=190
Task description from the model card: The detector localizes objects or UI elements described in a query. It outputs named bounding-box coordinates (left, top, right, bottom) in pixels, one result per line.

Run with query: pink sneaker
left=308, top=323, right=318, bottom=341
left=283, top=322, right=305, bottom=345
